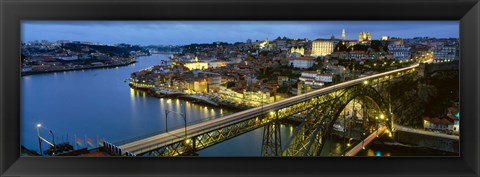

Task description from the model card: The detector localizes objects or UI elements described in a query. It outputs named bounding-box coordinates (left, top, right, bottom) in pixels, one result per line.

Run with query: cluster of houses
left=423, top=105, right=460, bottom=135
left=130, top=29, right=459, bottom=109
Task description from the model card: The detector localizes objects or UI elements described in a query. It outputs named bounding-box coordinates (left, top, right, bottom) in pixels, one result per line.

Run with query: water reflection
left=21, top=54, right=228, bottom=153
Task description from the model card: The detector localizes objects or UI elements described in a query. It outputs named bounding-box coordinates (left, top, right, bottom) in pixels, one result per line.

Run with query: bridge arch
left=284, top=84, right=391, bottom=156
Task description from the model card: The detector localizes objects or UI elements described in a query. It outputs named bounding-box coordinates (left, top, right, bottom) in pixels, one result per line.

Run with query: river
left=21, top=54, right=295, bottom=156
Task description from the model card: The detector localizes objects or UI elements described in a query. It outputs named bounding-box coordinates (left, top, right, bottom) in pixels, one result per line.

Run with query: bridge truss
left=116, top=68, right=416, bottom=157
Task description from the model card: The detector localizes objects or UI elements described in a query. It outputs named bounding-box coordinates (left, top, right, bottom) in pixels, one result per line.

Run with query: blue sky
left=21, top=21, right=459, bottom=45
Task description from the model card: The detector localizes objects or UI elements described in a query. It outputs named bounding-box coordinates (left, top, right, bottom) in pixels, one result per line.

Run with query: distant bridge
left=105, top=64, right=419, bottom=156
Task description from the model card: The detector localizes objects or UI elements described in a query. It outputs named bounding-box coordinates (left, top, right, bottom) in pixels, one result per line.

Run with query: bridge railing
left=113, top=112, right=235, bottom=146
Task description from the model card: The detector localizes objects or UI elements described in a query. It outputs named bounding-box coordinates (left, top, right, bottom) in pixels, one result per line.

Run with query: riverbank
left=21, top=54, right=228, bottom=155
left=129, top=85, right=249, bottom=112
left=21, top=60, right=137, bottom=76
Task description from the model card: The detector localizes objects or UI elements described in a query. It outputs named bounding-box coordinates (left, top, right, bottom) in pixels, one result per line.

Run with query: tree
left=370, top=40, right=384, bottom=52
left=226, top=81, right=236, bottom=88
left=347, top=44, right=368, bottom=52
left=277, top=85, right=291, bottom=93
left=334, top=42, right=348, bottom=52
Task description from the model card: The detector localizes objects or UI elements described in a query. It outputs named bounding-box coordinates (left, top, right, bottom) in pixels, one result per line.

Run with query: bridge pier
left=262, top=111, right=282, bottom=156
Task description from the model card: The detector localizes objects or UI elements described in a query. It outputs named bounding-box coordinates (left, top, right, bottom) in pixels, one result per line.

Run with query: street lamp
left=165, top=109, right=187, bottom=140
left=49, top=130, right=55, bottom=145
left=36, top=124, right=42, bottom=155
left=261, top=95, right=264, bottom=113
left=304, top=84, right=308, bottom=102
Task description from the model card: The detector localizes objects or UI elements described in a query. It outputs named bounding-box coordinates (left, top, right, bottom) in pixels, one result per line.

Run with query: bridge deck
left=118, top=64, right=419, bottom=156
left=345, top=126, right=387, bottom=156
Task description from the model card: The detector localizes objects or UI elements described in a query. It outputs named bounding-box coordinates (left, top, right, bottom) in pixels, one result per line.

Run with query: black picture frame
left=1, top=0, right=479, bottom=176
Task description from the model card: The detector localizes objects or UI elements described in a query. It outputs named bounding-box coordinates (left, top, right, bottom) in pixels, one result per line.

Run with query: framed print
left=1, top=0, right=479, bottom=176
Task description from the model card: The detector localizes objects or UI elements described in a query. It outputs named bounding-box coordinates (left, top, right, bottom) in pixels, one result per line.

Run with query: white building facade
left=299, top=71, right=334, bottom=87
left=433, top=45, right=458, bottom=60
left=288, top=57, right=316, bottom=69
left=311, top=40, right=334, bottom=57
left=388, top=45, right=411, bottom=60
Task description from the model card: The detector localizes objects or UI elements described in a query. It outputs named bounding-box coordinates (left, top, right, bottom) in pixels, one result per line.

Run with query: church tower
left=342, top=28, right=346, bottom=40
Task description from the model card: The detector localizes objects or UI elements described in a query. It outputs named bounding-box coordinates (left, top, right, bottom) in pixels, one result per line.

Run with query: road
left=393, top=124, right=459, bottom=140
left=118, top=64, right=419, bottom=155
left=345, top=126, right=387, bottom=156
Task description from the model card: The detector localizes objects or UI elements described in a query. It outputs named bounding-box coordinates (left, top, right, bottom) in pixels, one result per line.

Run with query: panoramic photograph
left=20, top=21, right=460, bottom=157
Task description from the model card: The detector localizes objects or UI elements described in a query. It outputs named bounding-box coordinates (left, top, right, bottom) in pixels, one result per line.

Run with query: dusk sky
left=22, top=21, right=459, bottom=45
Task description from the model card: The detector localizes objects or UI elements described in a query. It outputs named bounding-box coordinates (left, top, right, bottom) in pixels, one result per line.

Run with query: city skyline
left=22, top=21, right=459, bottom=45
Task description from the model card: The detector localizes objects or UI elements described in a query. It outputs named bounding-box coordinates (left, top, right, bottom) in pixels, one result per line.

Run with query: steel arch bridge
left=106, top=65, right=417, bottom=157
left=281, top=84, right=391, bottom=156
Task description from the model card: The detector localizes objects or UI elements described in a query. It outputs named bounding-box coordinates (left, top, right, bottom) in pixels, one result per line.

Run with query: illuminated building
left=381, top=36, right=390, bottom=41
left=259, top=38, right=273, bottom=50
left=184, top=57, right=208, bottom=70
left=311, top=39, right=335, bottom=57
left=290, top=46, right=305, bottom=56
left=342, top=29, right=346, bottom=40
left=358, top=32, right=372, bottom=44
left=193, top=79, right=208, bottom=93
left=208, top=60, right=228, bottom=68
left=218, top=86, right=277, bottom=107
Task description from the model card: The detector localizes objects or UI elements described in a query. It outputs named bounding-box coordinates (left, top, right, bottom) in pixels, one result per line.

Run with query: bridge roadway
left=345, top=126, right=387, bottom=156
left=118, top=64, right=419, bottom=156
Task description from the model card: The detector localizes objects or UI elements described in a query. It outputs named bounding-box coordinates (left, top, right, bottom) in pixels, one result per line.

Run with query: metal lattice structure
left=283, top=84, right=392, bottom=156
left=261, top=118, right=282, bottom=156
left=138, top=93, right=336, bottom=156
left=113, top=67, right=417, bottom=156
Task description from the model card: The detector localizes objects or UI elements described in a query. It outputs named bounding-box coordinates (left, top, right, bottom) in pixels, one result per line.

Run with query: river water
left=21, top=54, right=295, bottom=156
left=21, top=54, right=451, bottom=156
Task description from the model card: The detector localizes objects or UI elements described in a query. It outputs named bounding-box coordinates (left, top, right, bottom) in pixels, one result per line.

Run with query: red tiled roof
left=424, top=117, right=452, bottom=124
left=446, top=115, right=458, bottom=121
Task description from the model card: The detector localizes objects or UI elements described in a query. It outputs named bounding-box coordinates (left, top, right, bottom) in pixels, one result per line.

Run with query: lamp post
left=36, top=124, right=42, bottom=155
left=304, top=82, right=308, bottom=103
left=49, top=130, right=55, bottom=145
left=261, top=95, right=264, bottom=113
left=165, top=110, right=169, bottom=132
left=181, top=103, right=187, bottom=140
left=165, top=109, right=187, bottom=140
